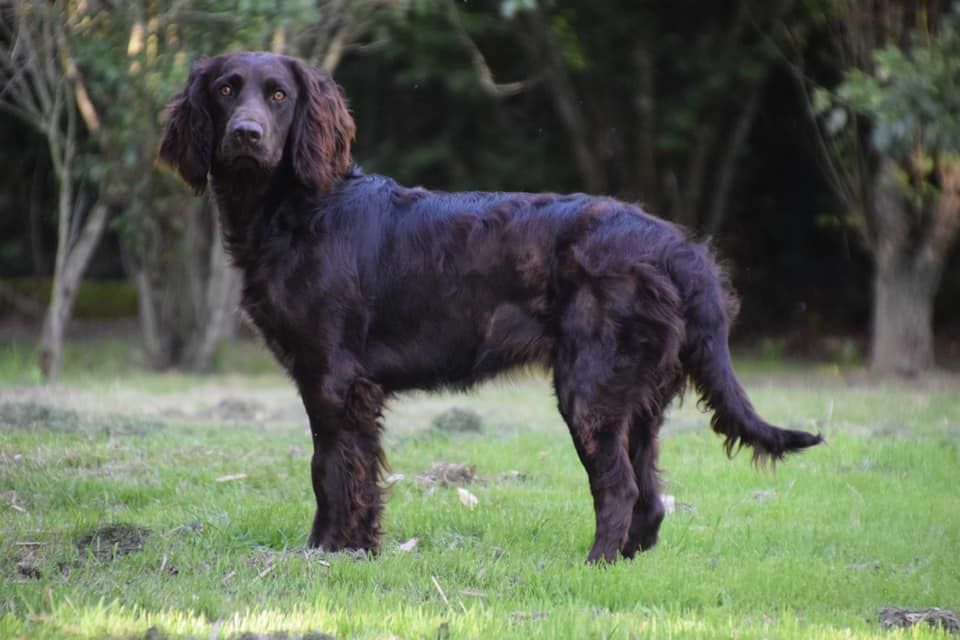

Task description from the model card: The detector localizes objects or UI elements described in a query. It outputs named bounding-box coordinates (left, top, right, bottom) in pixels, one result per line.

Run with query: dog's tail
left=669, top=242, right=823, bottom=464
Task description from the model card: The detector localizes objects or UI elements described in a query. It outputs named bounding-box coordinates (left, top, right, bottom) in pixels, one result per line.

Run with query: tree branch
left=63, top=201, right=110, bottom=278
left=446, top=0, right=537, bottom=98
left=526, top=7, right=605, bottom=193
left=787, top=61, right=861, bottom=212
left=704, top=82, right=763, bottom=235
left=56, top=28, right=101, bottom=135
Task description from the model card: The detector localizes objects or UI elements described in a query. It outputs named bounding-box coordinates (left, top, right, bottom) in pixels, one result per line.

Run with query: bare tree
left=0, top=1, right=109, bottom=380
left=106, top=2, right=244, bottom=371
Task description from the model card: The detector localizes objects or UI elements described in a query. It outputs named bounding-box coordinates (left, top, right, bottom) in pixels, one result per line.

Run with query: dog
left=159, top=52, right=821, bottom=563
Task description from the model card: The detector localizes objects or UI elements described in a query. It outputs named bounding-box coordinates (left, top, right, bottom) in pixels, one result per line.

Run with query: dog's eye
left=219, top=85, right=233, bottom=97
left=271, top=89, right=286, bottom=103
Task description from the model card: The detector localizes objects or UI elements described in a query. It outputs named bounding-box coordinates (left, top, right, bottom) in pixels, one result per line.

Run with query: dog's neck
left=209, top=174, right=264, bottom=258
left=209, top=166, right=297, bottom=261
left=209, top=165, right=357, bottom=263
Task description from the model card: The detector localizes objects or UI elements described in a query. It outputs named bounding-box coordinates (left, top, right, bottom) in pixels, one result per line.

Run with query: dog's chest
left=238, top=246, right=324, bottom=353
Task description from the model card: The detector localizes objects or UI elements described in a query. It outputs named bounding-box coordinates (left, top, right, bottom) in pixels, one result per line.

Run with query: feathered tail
left=670, top=243, right=823, bottom=463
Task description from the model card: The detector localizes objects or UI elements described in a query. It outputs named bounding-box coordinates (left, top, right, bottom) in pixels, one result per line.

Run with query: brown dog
left=160, top=52, right=821, bottom=563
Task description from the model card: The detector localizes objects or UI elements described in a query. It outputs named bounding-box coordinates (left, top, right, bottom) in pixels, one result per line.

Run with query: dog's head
left=159, top=52, right=355, bottom=194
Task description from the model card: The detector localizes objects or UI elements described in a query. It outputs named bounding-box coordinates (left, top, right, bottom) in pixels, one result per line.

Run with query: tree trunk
left=185, top=203, right=240, bottom=371
left=36, top=74, right=110, bottom=380
left=868, top=157, right=960, bottom=375
left=38, top=286, right=69, bottom=380
left=130, top=253, right=167, bottom=369
left=38, top=201, right=109, bottom=379
left=871, top=255, right=938, bottom=375
left=126, top=195, right=239, bottom=372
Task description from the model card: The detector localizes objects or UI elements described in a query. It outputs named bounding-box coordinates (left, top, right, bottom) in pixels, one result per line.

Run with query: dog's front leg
left=300, top=372, right=386, bottom=554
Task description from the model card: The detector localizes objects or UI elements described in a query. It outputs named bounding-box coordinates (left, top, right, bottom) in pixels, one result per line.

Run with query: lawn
left=1, top=338, right=958, bottom=639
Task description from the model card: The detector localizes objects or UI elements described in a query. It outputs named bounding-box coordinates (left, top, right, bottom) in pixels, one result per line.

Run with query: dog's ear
left=286, top=58, right=356, bottom=192
left=159, top=57, right=217, bottom=194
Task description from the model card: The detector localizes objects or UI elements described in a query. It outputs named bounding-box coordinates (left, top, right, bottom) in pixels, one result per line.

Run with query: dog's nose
left=231, top=121, right=263, bottom=146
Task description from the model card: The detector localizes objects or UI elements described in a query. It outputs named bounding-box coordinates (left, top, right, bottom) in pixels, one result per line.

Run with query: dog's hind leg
left=621, top=410, right=666, bottom=558
left=554, top=329, right=639, bottom=564
left=553, top=260, right=686, bottom=563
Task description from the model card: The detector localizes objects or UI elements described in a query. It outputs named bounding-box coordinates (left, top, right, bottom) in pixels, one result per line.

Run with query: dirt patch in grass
left=140, top=628, right=335, bottom=640
left=0, top=401, right=165, bottom=436
left=0, top=384, right=306, bottom=430
left=417, top=462, right=477, bottom=487
left=878, top=607, right=960, bottom=633
left=3, top=540, right=47, bottom=580
left=430, top=407, right=483, bottom=434
left=201, top=398, right=271, bottom=423
left=231, top=633, right=335, bottom=640
left=0, top=402, right=83, bottom=431
left=103, top=416, right=167, bottom=436
left=75, top=523, right=152, bottom=561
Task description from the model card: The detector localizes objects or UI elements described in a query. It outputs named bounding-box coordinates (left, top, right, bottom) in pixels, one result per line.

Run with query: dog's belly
left=364, top=302, right=552, bottom=393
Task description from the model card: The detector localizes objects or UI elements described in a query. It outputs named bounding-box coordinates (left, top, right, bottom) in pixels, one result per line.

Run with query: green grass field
left=1, top=339, right=958, bottom=639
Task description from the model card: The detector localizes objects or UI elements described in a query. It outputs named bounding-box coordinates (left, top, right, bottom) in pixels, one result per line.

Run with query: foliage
left=69, top=1, right=321, bottom=238
left=1, top=367, right=959, bottom=638
left=0, top=278, right=137, bottom=319
left=803, top=5, right=960, bottom=374
left=834, top=14, right=960, bottom=158
left=3, top=1, right=960, bottom=356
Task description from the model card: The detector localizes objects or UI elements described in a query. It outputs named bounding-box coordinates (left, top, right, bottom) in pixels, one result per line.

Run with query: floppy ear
left=159, top=58, right=216, bottom=194
left=286, top=58, right=356, bottom=192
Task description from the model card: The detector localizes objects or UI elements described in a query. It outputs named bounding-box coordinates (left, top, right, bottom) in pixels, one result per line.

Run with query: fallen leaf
left=660, top=493, right=676, bottom=514
left=215, top=473, right=247, bottom=483
left=458, top=487, right=478, bottom=510
left=510, top=611, right=547, bottom=621
left=752, top=489, right=776, bottom=502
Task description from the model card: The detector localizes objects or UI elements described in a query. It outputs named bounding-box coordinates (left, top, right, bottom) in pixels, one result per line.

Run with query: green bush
left=0, top=278, right=138, bottom=319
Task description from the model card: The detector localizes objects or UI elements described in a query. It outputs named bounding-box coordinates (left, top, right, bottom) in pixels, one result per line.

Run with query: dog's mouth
left=225, top=153, right=265, bottom=170
left=211, top=151, right=276, bottom=186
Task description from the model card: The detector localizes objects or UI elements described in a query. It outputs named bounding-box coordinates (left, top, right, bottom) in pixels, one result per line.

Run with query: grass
left=0, top=338, right=959, bottom=639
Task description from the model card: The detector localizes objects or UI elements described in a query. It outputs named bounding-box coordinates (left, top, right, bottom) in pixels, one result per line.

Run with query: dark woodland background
left=1, top=0, right=958, bottom=378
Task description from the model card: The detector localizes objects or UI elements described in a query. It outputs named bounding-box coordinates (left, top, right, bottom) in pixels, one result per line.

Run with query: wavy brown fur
left=159, top=52, right=821, bottom=563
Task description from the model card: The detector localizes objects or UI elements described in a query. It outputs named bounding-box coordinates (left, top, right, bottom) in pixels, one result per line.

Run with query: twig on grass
left=301, top=549, right=331, bottom=566
left=215, top=473, right=247, bottom=483
left=257, top=561, right=277, bottom=579
left=431, top=575, right=450, bottom=607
